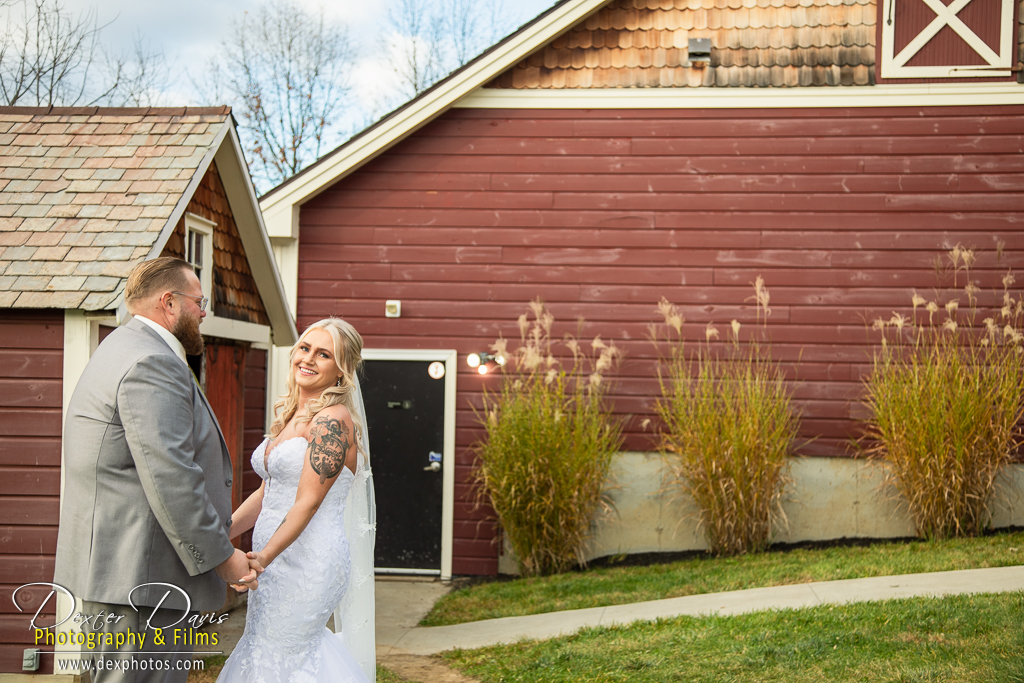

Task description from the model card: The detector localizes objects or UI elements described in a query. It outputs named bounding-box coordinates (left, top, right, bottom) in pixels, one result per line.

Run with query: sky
left=70, top=0, right=558, bottom=119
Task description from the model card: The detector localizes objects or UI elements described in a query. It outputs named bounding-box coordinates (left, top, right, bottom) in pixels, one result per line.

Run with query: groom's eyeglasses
left=172, top=292, right=209, bottom=312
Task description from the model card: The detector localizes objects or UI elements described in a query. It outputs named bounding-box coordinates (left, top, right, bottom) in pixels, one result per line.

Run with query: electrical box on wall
left=385, top=300, right=401, bottom=318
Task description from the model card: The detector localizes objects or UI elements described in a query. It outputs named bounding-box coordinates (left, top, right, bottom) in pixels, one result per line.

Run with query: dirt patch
left=380, top=654, right=481, bottom=683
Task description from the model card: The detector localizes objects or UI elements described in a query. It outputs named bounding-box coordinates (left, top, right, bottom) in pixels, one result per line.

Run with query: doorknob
left=423, top=462, right=441, bottom=472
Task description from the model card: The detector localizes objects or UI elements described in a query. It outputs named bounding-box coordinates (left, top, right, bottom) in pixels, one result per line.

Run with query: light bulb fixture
left=468, top=351, right=507, bottom=373
left=467, top=352, right=495, bottom=367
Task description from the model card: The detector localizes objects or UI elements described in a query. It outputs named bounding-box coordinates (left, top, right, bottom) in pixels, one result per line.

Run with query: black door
left=361, top=359, right=446, bottom=571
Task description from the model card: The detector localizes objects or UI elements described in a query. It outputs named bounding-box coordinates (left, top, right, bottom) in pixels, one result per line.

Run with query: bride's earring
left=336, top=376, right=342, bottom=387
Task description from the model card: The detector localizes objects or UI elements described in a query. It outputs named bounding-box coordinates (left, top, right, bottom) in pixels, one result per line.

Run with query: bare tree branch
left=200, top=0, right=354, bottom=192
left=381, top=0, right=519, bottom=105
left=385, top=0, right=446, bottom=99
left=0, top=0, right=167, bottom=107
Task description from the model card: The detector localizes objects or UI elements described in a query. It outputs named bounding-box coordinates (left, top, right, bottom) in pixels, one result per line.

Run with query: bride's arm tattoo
left=307, top=416, right=351, bottom=484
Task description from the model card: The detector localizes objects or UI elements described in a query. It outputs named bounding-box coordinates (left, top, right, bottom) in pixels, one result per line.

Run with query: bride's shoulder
left=309, top=403, right=353, bottom=429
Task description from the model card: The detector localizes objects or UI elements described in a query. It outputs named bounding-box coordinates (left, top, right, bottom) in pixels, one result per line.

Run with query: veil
left=333, top=371, right=376, bottom=682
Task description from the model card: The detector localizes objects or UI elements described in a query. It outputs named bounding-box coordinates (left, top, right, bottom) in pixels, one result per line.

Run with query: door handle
left=423, top=462, right=441, bottom=472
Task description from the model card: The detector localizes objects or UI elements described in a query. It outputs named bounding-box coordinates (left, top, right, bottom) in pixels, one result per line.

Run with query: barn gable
left=488, top=0, right=877, bottom=88
left=162, top=160, right=272, bottom=327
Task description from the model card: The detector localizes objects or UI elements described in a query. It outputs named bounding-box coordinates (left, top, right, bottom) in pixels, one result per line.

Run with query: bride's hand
left=246, top=550, right=267, bottom=574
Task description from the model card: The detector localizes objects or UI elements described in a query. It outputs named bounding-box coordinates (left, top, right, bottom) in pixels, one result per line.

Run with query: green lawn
left=443, top=592, right=1024, bottom=683
left=423, top=530, right=1024, bottom=626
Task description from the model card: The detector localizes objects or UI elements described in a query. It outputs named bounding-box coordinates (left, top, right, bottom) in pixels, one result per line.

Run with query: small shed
left=260, top=0, right=1024, bottom=578
left=0, top=106, right=296, bottom=675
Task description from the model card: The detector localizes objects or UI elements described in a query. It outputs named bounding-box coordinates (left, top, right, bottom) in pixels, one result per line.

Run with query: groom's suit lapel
left=126, top=318, right=233, bottom=468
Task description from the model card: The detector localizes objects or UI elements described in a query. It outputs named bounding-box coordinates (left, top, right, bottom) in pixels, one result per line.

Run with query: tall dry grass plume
left=472, top=299, right=623, bottom=576
left=654, top=278, right=799, bottom=556
left=863, top=244, right=1024, bottom=539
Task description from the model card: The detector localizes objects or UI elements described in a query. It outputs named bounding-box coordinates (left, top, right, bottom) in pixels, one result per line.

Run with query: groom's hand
left=215, top=548, right=259, bottom=592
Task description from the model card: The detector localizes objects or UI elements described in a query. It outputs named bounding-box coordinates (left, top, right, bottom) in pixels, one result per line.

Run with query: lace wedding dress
left=216, top=435, right=373, bottom=683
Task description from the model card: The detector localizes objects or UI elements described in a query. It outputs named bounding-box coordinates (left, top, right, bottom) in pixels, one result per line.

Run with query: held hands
left=229, top=552, right=266, bottom=593
left=216, top=548, right=264, bottom=593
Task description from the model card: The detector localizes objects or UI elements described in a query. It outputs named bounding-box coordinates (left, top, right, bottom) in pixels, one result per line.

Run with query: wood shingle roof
left=488, top=0, right=877, bottom=88
left=0, top=106, right=231, bottom=310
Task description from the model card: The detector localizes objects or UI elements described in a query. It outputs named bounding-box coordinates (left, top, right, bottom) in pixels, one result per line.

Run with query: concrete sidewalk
left=377, top=564, right=1024, bottom=656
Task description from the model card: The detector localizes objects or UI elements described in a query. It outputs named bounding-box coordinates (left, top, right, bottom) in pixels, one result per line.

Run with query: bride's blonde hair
left=269, top=317, right=364, bottom=452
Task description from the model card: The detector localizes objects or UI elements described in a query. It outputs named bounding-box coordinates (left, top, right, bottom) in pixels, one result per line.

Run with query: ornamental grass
left=472, top=299, right=623, bottom=577
left=862, top=244, right=1024, bottom=540
left=654, top=279, right=799, bottom=556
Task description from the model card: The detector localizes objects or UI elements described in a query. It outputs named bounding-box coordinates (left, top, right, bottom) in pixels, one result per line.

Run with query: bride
left=217, top=318, right=376, bottom=683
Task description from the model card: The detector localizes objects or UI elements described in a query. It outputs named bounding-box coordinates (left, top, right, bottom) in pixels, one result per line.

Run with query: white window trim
left=184, top=212, right=215, bottom=300
left=183, top=212, right=273, bottom=347
left=880, top=0, right=1015, bottom=78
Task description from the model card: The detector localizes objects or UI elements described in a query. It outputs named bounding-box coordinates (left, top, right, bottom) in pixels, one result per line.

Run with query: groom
left=54, top=257, right=260, bottom=683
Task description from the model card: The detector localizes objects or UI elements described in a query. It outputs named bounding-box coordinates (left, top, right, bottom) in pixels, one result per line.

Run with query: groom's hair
left=124, top=257, right=194, bottom=313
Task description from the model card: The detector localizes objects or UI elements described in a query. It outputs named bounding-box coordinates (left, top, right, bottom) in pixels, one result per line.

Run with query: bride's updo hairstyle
left=269, top=317, right=364, bottom=451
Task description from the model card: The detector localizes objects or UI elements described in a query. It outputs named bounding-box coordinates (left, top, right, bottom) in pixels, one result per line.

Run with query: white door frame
left=361, top=348, right=457, bottom=580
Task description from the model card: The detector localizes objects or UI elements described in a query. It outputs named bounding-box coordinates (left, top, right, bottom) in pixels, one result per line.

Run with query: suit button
left=197, top=559, right=204, bottom=564
left=225, top=480, right=232, bottom=487
left=188, top=544, right=195, bottom=550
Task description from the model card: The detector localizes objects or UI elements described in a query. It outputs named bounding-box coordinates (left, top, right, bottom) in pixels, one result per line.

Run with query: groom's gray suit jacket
left=54, top=317, right=236, bottom=612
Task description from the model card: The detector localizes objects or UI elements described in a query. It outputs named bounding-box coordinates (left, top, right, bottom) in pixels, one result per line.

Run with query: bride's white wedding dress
left=216, top=437, right=370, bottom=683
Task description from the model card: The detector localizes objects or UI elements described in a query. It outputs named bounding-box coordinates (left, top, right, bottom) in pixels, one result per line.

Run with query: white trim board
left=361, top=348, right=457, bottom=581
left=456, top=83, right=1024, bottom=109
left=200, top=315, right=272, bottom=345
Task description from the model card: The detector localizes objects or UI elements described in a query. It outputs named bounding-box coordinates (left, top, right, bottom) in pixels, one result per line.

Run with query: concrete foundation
left=498, top=453, right=1024, bottom=574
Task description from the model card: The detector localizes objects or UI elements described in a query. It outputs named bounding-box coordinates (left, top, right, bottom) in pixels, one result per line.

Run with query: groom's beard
left=173, top=310, right=205, bottom=356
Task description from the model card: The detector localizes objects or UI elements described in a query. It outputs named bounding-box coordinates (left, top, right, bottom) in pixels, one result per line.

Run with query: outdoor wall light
left=467, top=352, right=508, bottom=374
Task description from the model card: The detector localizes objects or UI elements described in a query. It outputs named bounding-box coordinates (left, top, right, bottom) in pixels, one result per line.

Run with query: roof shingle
left=0, top=106, right=230, bottom=309
left=489, top=0, right=875, bottom=88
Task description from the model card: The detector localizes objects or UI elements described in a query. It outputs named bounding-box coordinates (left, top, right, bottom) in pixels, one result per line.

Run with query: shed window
left=879, top=0, right=1016, bottom=78
left=184, top=213, right=215, bottom=301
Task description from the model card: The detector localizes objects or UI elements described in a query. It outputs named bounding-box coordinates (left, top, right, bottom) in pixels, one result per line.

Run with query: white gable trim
left=214, top=124, right=298, bottom=347
left=455, top=82, right=1024, bottom=108
left=258, top=0, right=611, bottom=238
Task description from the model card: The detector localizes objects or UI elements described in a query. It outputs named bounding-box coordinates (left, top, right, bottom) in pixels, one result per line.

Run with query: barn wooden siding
left=298, top=105, right=1024, bottom=575
left=0, top=310, right=63, bottom=673
left=164, top=161, right=271, bottom=326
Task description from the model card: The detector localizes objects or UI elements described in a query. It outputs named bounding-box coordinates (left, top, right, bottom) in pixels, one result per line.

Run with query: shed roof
left=0, top=107, right=231, bottom=309
left=0, top=106, right=297, bottom=345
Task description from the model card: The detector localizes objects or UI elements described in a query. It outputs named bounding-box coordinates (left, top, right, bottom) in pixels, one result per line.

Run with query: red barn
left=260, top=0, right=1024, bottom=578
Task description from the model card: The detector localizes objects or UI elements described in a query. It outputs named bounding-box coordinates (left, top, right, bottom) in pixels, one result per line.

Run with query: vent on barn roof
left=688, top=38, right=711, bottom=66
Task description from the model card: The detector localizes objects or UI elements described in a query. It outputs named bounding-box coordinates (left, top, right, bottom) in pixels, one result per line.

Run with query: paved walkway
left=377, top=565, right=1024, bottom=657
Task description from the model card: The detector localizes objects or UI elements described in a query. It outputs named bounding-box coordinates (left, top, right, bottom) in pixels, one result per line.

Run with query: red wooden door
left=204, top=342, right=248, bottom=517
